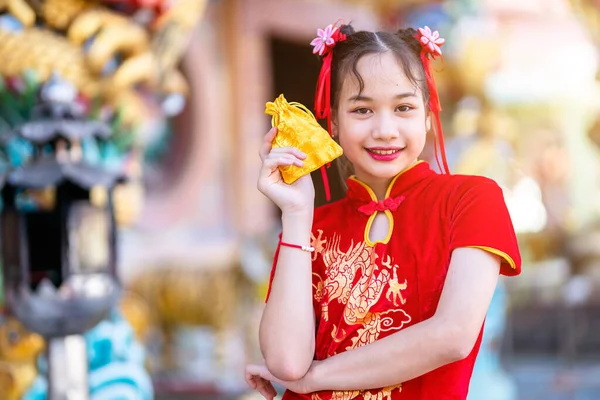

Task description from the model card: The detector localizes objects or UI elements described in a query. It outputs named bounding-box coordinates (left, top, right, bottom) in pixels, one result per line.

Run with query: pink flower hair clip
left=310, top=22, right=347, bottom=202
left=310, top=24, right=346, bottom=56
left=414, top=26, right=450, bottom=175
left=416, top=26, right=445, bottom=58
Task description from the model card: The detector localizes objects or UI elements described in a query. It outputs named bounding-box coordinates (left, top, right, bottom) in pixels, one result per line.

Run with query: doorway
left=269, top=36, right=346, bottom=207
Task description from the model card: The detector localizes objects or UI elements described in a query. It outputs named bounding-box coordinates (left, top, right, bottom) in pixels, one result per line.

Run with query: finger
left=245, top=372, right=258, bottom=389
left=263, top=157, right=296, bottom=171
left=269, top=147, right=307, bottom=159
left=257, top=160, right=284, bottom=192
left=259, top=127, right=278, bottom=161
left=248, top=375, right=268, bottom=397
left=266, top=153, right=304, bottom=168
left=256, top=378, right=275, bottom=400
left=268, top=152, right=306, bottom=167
left=265, top=381, right=278, bottom=397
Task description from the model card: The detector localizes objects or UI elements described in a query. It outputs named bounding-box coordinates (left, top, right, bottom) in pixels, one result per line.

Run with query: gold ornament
left=265, top=94, right=343, bottom=184
left=0, top=318, right=45, bottom=400
left=0, top=0, right=35, bottom=27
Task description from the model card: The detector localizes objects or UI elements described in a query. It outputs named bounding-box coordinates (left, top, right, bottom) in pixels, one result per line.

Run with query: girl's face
left=333, top=51, right=429, bottom=191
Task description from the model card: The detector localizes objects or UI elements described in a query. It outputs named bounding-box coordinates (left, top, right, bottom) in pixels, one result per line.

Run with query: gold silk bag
left=265, top=94, right=343, bottom=184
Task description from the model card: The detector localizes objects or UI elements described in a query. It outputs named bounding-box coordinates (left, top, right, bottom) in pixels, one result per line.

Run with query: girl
left=247, top=23, right=521, bottom=400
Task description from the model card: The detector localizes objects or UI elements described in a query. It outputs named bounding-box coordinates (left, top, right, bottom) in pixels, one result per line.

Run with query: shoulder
left=429, top=173, right=503, bottom=201
left=418, top=173, right=507, bottom=220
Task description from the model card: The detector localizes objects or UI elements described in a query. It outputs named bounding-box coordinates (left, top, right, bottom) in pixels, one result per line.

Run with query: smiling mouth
left=367, top=149, right=402, bottom=155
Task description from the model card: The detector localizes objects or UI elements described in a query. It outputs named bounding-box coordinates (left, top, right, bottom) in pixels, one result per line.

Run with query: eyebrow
left=348, top=92, right=418, bottom=102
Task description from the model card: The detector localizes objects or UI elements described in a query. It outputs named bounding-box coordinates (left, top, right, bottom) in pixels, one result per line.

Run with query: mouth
left=365, top=147, right=404, bottom=161
left=366, top=148, right=402, bottom=155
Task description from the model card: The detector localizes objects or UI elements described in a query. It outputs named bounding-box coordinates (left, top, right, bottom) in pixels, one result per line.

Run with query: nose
left=372, top=112, right=400, bottom=141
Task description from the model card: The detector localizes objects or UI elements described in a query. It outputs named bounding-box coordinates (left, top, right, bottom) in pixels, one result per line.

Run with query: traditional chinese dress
left=268, top=161, right=521, bottom=400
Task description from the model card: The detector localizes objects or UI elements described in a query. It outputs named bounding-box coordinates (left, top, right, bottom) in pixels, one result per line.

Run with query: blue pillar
left=468, top=280, right=517, bottom=400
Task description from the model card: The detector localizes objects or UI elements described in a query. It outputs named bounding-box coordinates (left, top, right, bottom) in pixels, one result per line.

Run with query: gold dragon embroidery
left=384, top=255, right=407, bottom=306
left=311, top=233, right=410, bottom=400
left=312, top=385, right=399, bottom=400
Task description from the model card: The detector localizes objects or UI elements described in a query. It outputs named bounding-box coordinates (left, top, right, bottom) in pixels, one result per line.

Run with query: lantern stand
left=0, top=76, right=124, bottom=400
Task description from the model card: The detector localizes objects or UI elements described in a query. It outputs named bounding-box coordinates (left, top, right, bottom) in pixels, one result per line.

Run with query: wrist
left=281, top=210, right=313, bottom=234
left=281, top=207, right=313, bottom=220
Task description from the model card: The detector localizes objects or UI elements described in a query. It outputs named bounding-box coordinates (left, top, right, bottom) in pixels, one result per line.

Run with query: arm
left=259, top=211, right=316, bottom=381
left=303, top=247, right=500, bottom=392
left=256, top=128, right=317, bottom=381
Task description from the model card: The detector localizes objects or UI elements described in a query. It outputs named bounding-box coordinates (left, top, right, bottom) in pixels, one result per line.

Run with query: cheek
left=406, top=119, right=428, bottom=140
left=337, top=120, right=364, bottom=147
left=337, top=128, right=366, bottom=164
left=338, top=133, right=357, bottom=155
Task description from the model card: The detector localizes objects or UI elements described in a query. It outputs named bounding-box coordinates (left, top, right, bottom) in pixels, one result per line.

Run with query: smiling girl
left=249, top=23, right=521, bottom=400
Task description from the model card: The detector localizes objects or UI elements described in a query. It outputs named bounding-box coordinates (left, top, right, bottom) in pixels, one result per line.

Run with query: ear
left=331, top=113, right=339, bottom=137
left=426, top=114, right=432, bottom=132
left=331, top=123, right=338, bottom=137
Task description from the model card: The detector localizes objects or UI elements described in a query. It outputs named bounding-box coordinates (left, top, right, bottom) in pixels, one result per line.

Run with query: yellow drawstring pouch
left=265, top=94, right=343, bottom=185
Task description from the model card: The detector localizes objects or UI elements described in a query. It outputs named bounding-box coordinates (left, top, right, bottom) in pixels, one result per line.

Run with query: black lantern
left=1, top=162, right=122, bottom=336
left=0, top=77, right=123, bottom=337
left=0, top=75, right=126, bottom=399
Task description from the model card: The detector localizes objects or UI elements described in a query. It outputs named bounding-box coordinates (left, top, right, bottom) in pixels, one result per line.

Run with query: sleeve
left=449, top=180, right=521, bottom=276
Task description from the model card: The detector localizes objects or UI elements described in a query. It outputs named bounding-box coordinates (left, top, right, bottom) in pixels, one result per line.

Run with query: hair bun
left=340, top=24, right=356, bottom=36
left=396, top=28, right=421, bottom=55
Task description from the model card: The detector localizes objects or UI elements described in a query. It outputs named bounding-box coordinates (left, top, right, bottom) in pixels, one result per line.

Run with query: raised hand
left=257, top=127, right=315, bottom=215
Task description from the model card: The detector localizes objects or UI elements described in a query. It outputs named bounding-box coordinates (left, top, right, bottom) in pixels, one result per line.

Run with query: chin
left=353, top=156, right=415, bottom=181
left=365, top=166, right=404, bottom=181
left=383, top=161, right=414, bottom=175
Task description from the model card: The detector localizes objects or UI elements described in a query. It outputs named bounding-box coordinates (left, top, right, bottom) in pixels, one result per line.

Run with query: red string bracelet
left=280, top=241, right=315, bottom=253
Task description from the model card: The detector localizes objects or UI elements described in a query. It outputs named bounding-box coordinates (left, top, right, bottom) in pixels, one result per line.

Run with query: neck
left=370, top=179, right=392, bottom=200
left=354, top=161, right=421, bottom=200
left=353, top=175, right=392, bottom=200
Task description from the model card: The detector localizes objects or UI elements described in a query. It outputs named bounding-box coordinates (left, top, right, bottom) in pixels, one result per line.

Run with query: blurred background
left=0, top=0, right=600, bottom=399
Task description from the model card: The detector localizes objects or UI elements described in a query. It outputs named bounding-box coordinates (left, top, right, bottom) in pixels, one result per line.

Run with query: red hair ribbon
left=311, top=24, right=347, bottom=201
left=415, top=26, right=450, bottom=175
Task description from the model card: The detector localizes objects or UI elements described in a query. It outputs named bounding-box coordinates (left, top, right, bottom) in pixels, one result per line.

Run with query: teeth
left=370, top=149, right=399, bottom=155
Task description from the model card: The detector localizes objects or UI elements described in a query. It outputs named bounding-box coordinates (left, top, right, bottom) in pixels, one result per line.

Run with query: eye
left=396, top=105, right=413, bottom=112
left=352, top=107, right=371, bottom=115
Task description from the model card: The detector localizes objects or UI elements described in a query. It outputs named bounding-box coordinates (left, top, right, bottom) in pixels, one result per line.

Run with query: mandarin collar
left=346, top=161, right=434, bottom=204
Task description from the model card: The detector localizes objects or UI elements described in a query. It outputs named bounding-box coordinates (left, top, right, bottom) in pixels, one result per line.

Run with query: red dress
left=267, top=161, right=521, bottom=400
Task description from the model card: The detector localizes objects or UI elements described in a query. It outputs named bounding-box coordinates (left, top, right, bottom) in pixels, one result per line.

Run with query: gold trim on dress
left=384, top=160, right=424, bottom=198
left=466, top=246, right=517, bottom=270
left=363, top=210, right=394, bottom=246
left=349, top=160, right=423, bottom=247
